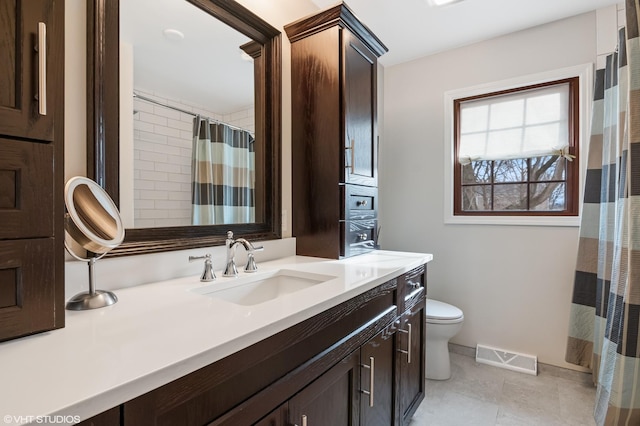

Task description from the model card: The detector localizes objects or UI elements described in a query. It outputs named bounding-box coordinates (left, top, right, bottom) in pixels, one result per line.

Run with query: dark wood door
left=0, top=137, right=54, bottom=239
left=0, top=238, right=56, bottom=340
left=0, top=0, right=59, bottom=141
left=397, top=305, right=426, bottom=425
left=360, top=326, right=395, bottom=426
left=288, top=350, right=361, bottom=426
left=342, top=30, right=378, bottom=187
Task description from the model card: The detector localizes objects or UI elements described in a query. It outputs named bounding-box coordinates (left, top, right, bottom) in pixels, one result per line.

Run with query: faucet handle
left=244, top=243, right=263, bottom=273
left=244, top=253, right=258, bottom=273
left=189, top=254, right=216, bottom=282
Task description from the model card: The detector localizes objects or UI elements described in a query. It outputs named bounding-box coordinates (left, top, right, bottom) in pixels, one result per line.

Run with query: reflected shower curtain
left=192, top=117, right=215, bottom=225
left=191, top=117, right=255, bottom=225
left=566, top=7, right=640, bottom=425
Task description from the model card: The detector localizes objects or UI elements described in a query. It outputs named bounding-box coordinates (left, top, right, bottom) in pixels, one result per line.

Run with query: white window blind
left=458, top=83, right=574, bottom=165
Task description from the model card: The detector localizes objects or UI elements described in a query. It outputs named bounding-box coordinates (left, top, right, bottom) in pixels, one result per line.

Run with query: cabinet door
left=288, top=350, right=360, bottom=426
left=342, top=30, right=378, bottom=187
left=0, top=238, right=56, bottom=341
left=0, top=0, right=58, bottom=141
left=360, top=327, right=395, bottom=426
left=397, top=305, right=425, bottom=425
left=0, top=138, right=54, bottom=239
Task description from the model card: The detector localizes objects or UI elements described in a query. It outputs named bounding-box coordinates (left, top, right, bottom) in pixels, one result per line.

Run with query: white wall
left=379, top=11, right=612, bottom=370
left=64, top=0, right=86, bottom=180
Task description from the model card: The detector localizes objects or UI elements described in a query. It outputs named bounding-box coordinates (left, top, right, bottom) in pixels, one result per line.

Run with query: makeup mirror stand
left=64, top=243, right=117, bottom=310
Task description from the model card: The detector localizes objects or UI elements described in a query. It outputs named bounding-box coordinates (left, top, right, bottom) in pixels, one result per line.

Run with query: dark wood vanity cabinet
left=0, top=0, right=64, bottom=341
left=285, top=3, right=387, bottom=259
left=240, top=324, right=397, bottom=426
left=86, top=266, right=426, bottom=426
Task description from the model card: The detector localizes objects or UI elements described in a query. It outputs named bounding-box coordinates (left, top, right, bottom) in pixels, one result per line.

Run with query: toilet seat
left=426, top=299, right=464, bottom=324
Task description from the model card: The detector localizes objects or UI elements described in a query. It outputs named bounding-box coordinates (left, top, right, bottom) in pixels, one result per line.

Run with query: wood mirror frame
left=87, top=0, right=281, bottom=256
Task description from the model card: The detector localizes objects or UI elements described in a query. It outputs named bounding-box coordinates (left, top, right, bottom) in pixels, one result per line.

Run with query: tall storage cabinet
left=0, top=0, right=65, bottom=341
left=285, top=3, right=387, bottom=259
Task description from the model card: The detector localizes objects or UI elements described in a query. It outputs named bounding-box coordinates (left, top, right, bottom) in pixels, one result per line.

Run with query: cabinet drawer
left=342, top=185, right=377, bottom=220
left=341, top=219, right=377, bottom=258
left=398, top=264, right=426, bottom=312
left=0, top=138, right=54, bottom=239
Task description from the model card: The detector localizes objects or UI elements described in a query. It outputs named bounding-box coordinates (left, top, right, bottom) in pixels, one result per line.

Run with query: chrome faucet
left=223, top=231, right=264, bottom=277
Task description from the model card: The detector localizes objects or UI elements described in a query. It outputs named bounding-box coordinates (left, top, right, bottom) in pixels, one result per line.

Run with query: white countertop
left=0, top=250, right=431, bottom=425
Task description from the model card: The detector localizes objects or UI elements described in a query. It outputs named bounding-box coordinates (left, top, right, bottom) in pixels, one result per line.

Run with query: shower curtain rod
left=133, top=92, right=253, bottom=134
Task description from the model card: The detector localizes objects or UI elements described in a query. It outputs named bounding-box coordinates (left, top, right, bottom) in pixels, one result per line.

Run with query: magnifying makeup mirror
left=64, top=176, right=125, bottom=310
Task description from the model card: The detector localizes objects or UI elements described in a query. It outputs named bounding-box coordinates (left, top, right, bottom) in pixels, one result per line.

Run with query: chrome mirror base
left=65, top=290, right=118, bottom=311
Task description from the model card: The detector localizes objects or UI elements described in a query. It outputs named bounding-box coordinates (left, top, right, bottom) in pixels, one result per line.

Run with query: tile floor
left=410, top=352, right=597, bottom=426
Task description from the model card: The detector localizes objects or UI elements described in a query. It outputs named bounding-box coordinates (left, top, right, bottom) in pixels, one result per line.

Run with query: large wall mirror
left=87, top=0, right=281, bottom=256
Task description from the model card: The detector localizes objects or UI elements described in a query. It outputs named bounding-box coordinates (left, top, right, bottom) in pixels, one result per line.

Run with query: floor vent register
left=475, top=344, right=537, bottom=375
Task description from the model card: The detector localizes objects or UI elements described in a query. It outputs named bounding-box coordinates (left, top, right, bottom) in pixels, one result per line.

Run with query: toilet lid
left=426, top=299, right=463, bottom=320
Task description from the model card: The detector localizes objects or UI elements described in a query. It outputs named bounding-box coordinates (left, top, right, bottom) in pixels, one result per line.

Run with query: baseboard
left=448, top=342, right=476, bottom=358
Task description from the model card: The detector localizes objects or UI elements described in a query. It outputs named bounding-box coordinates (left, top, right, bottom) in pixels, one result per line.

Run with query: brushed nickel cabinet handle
left=356, top=199, right=367, bottom=207
left=345, top=139, right=355, bottom=172
left=407, top=323, right=412, bottom=363
left=398, top=323, right=412, bottom=363
left=302, top=414, right=308, bottom=426
left=37, top=22, right=47, bottom=115
left=361, top=356, right=375, bottom=407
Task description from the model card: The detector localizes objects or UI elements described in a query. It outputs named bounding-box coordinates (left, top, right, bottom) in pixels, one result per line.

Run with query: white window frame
left=443, top=64, right=593, bottom=227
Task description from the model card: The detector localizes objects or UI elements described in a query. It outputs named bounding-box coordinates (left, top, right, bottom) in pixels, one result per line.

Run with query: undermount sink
left=191, top=269, right=335, bottom=306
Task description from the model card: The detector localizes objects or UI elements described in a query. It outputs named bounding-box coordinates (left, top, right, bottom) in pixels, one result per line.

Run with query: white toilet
left=425, top=299, right=464, bottom=380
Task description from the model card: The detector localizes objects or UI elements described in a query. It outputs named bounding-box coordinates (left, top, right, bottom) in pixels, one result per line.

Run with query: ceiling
left=314, top=0, right=622, bottom=66
left=121, top=0, right=621, bottom=115
left=121, top=0, right=254, bottom=114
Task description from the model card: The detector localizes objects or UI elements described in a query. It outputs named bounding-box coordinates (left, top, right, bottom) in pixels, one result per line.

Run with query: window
left=453, top=78, right=579, bottom=217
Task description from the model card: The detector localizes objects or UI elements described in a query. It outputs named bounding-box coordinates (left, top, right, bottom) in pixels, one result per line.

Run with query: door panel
left=343, top=31, right=377, bottom=187
left=288, top=350, right=360, bottom=426
left=398, top=306, right=426, bottom=425
left=361, top=327, right=395, bottom=426
left=0, top=138, right=54, bottom=239
left=0, top=0, right=56, bottom=141
left=0, top=238, right=56, bottom=341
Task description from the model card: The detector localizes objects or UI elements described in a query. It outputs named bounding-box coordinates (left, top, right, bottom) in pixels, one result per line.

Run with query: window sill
left=444, top=214, right=580, bottom=227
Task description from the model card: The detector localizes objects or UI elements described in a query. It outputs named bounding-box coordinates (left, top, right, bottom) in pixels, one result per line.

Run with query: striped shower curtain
left=566, top=5, right=640, bottom=425
left=191, top=117, right=255, bottom=225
